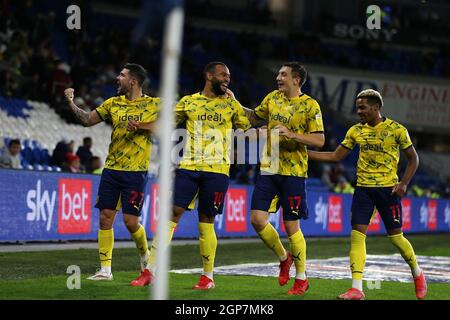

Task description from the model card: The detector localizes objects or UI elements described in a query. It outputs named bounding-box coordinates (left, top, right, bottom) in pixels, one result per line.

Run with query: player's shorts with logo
left=95, top=168, right=148, bottom=216
left=173, top=168, right=229, bottom=216
left=251, top=174, right=309, bottom=221
left=351, top=186, right=402, bottom=229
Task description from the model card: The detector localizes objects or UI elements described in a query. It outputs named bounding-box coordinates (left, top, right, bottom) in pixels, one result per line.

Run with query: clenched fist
left=64, top=88, right=75, bottom=103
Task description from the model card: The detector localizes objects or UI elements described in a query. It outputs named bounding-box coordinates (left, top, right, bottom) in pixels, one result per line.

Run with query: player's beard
left=211, top=79, right=226, bottom=96
left=118, top=81, right=131, bottom=95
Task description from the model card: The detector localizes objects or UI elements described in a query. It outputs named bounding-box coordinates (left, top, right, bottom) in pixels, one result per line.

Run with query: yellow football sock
left=98, top=228, right=114, bottom=268
left=199, top=222, right=217, bottom=274
left=388, top=233, right=419, bottom=273
left=349, top=229, right=366, bottom=280
left=130, top=224, right=149, bottom=256
left=147, top=220, right=177, bottom=270
left=258, top=223, right=286, bottom=260
left=289, top=230, right=306, bottom=274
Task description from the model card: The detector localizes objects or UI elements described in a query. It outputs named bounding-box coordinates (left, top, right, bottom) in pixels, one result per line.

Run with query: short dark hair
left=9, top=139, right=20, bottom=148
left=357, top=89, right=383, bottom=109
left=283, top=62, right=307, bottom=86
left=83, top=137, right=92, bottom=144
left=203, top=61, right=226, bottom=80
left=123, top=63, right=147, bottom=87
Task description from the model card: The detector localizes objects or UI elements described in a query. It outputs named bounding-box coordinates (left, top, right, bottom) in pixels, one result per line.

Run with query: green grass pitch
left=0, top=234, right=449, bottom=300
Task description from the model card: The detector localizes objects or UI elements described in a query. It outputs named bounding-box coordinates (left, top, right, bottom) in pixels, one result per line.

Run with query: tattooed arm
left=242, top=106, right=267, bottom=127
left=64, top=88, right=103, bottom=127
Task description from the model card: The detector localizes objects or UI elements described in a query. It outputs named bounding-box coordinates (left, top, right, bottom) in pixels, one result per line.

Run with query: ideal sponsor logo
left=368, top=210, right=381, bottom=232
left=58, top=179, right=92, bottom=234
left=270, top=113, right=291, bottom=124
left=314, top=196, right=328, bottom=230
left=225, top=188, right=247, bottom=232
left=361, top=143, right=383, bottom=152
left=328, top=195, right=342, bottom=232
left=120, top=113, right=143, bottom=122
left=197, top=113, right=222, bottom=122
left=26, top=180, right=56, bottom=231
left=401, top=198, right=411, bottom=231
left=428, top=200, right=437, bottom=230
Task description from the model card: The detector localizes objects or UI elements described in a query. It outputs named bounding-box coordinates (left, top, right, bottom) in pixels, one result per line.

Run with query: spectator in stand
left=90, top=156, right=103, bottom=174
left=62, top=154, right=82, bottom=173
left=0, top=139, right=21, bottom=169
left=76, top=136, right=93, bottom=171
left=333, top=176, right=354, bottom=194
left=321, top=163, right=346, bottom=191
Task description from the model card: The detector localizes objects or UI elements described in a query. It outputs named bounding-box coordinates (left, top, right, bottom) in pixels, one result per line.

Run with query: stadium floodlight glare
left=151, top=5, right=184, bottom=300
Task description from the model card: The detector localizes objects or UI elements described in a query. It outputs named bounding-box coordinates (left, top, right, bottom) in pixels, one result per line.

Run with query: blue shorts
left=251, top=174, right=308, bottom=221
left=351, top=186, right=402, bottom=230
left=95, top=168, right=148, bottom=216
left=173, top=169, right=229, bottom=216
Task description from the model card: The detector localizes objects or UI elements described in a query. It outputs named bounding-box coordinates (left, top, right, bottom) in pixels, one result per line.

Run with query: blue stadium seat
left=52, top=166, right=62, bottom=172
left=33, top=164, right=44, bottom=171
left=21, top=147, right=33, bottom=164
left=20, top=158, right=30, bottom=168
left=32, top=148, right=43, bottom=164
left=31, top=140, right=42, bottom=149
left=3, top=137, right=11, bottom=147
left=41, top=149, right=51, bottom=165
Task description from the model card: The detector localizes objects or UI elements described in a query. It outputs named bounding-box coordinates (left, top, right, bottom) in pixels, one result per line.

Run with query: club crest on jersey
left=197, top=113, right=222, bottom=122
left=120, top=113, right=143, bottom=121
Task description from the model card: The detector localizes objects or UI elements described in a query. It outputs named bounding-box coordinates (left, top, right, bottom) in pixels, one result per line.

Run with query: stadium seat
left=33, top=164, right=44, bottom=171
left=21, top=147, right=33, bottom=164
left=32, top=148, right=43, bottom=164
left=41, top=149, right=51, bottom=165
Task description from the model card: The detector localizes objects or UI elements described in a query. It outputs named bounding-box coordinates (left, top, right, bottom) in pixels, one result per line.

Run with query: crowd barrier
left=0, top=169, right=449, bottom=242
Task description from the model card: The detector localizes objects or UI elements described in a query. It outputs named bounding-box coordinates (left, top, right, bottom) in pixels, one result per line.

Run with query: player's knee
left=123, top=218, right=139, bottom=233
left=172, top=206, right=185, bottom=223
left=250, top=214, right=266, bottom=231
left=99, top=214, right=114, bottom=229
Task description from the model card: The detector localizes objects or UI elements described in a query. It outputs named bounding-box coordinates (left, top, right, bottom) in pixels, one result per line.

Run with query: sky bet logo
left=120, top=113, right=143, bottom=122
left=58, top=179, right=92, bottom=234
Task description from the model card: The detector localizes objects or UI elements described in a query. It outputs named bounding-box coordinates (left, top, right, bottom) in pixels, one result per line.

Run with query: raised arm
left=64, top=88, right=103, bottom=127
left=392, top=146, right=419, bottom=197
left=307, top=145, right=351, bottom=162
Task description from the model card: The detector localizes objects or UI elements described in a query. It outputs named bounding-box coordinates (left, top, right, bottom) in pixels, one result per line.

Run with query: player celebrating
left=64, top=63, right=159, bottom=280
left=241, top=62, right=324, bottom=295
left=308, top=89, right=427, bottom=300
left=130, top=61, right=252, bottom=289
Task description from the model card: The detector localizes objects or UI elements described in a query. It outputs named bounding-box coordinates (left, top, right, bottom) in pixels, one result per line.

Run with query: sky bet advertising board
left=0, top=169, right=449, bottom=242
